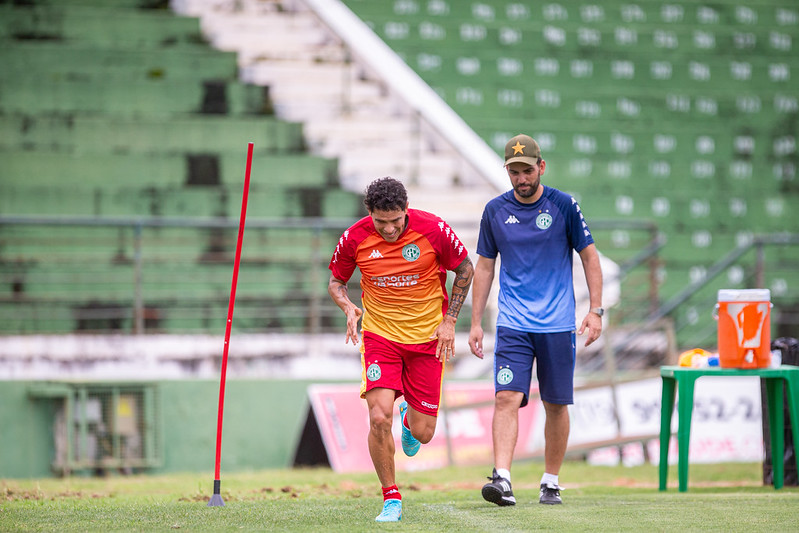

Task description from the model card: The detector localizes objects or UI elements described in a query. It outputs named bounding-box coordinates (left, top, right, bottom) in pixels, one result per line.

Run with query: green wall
left=0, top=382, right=59, bottom=478
left=0, top=379, right=342, bottom=479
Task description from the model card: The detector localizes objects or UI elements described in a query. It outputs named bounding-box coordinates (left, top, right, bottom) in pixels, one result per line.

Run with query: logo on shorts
left=536, top=212, right=553, bottom=230
left=496, top=367, right=514, bottom=385
left=402, top=244, right=421, bottom=262
left=366, top=363, right=381, bottom=381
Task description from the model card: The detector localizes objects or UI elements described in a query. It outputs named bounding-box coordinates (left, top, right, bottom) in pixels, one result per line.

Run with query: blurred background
left=1, top=0, right=797, bottom=480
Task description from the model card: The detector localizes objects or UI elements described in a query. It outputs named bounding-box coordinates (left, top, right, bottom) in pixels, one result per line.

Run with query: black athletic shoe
left=482, top=468, right=516, bottom=506
left=539, top=483, right=562, bottom=505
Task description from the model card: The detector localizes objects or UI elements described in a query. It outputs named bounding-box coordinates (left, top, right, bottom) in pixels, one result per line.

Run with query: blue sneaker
left=375, top=499, right=402, bottom=522
left=399, top=401, right=420, bottom=457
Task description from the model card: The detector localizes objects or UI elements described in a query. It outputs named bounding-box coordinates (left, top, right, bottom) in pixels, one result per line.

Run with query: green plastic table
left=659, top=364, right=799, bottom=492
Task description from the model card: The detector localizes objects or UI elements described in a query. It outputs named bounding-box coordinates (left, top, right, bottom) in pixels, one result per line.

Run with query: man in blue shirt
left=469, top=134, right=604, bottom=505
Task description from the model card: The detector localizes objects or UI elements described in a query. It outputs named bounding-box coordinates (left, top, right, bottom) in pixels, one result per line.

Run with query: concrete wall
left=0, top=379, right=343, bottom=479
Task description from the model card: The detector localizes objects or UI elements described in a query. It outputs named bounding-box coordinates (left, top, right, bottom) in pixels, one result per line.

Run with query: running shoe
left=375, top=499, right=402, bottom=522
left=399, top=401, right=420, bottom=457
left=539, top=483, right=562, bottom=505
left=482, top=468, right=516, bottom=506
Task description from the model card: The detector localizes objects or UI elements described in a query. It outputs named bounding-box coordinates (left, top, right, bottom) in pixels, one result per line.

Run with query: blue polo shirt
left=476, top=186, right=594, bottom=332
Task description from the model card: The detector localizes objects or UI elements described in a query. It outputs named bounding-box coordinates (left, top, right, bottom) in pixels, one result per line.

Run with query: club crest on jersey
left=536, top=212, right=553, bottom=230
left=496, top=367, right=514, bottom=385
left=402, top=243, right=421, bottom=262
left=366, top=363, right=381, bottom=381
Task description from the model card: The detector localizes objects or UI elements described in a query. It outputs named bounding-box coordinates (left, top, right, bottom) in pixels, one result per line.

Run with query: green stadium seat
left=0, top=42, right=239, bottom=82
left=0, top=4, right=205, bottom=49
left=0, top=75, right=271, bottom=117
left=0, top=114, right=305, bottom=156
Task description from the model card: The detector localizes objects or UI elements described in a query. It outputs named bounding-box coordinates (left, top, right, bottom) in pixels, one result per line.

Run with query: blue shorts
left=493, top=327, right=575, bottom=407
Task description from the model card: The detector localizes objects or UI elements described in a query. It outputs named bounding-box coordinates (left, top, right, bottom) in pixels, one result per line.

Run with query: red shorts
left=360, top=331, right=444, bottom=417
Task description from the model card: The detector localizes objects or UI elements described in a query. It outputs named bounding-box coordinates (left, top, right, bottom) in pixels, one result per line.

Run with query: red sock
left=382, top=484, right=401, bottom=501
left=402, top=411, right=410, bottom=430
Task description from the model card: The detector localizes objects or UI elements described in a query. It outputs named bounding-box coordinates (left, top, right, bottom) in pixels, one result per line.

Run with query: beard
left=514, top=184, right=536, bottom=198
left=514, top=176, right=540, bottom=198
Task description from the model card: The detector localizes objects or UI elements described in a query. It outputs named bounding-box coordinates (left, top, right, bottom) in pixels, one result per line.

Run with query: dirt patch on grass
left=2, top=485, right=111, bottom=502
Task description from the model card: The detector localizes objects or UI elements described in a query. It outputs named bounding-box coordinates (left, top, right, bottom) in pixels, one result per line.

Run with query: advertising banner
left=308, top=376, right=763, bottom=472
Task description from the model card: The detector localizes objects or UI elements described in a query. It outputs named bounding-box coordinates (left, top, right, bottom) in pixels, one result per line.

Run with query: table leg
left=765, top=378, right=785, bottom=489
left=676, top=375, right=697, bottom=492
left=785, top=374, right=799, bottom=480
left=659, top=376, right=676, bottom=491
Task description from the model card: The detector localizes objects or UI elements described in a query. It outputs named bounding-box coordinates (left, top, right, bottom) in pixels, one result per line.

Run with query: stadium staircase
left=170, top=0, right=504, bottom=254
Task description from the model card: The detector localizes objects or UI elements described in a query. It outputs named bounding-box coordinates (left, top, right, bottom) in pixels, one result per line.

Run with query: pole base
left=207, top=493, right=225, bottom=507
left=207, top=479, right=225, bottom=507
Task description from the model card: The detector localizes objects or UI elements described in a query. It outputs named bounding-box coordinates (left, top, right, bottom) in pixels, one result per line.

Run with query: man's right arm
left=328, top=273, right=363, bottom=346
left=468, top=256, right=496, bottom=359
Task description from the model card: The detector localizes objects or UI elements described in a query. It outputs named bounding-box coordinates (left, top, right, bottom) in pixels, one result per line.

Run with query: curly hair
left=363, top=177, right=408, bottom=212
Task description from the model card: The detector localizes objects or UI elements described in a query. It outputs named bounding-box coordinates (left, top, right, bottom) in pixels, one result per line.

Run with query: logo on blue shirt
left=536, top=212, right=553, bottom=230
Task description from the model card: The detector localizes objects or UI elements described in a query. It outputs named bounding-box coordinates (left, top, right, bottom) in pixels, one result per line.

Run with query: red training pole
left=208, top=142, right=253, bottom=507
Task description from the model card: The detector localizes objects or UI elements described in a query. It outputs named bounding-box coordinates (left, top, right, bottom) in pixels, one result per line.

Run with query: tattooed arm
left=434, top=256, right=474, bottom=362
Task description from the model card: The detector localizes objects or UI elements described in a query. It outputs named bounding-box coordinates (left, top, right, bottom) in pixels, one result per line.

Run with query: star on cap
left=512, top=141, right=525, bottom=155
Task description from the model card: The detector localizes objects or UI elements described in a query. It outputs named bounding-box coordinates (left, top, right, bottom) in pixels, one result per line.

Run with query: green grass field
left=2, top=461, right=797, bottom=532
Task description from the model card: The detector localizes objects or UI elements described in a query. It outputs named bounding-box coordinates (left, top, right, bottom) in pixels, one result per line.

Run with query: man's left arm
left=577, top=243, right=603, bottom=347
left=434, top=256, right=474, bottom=362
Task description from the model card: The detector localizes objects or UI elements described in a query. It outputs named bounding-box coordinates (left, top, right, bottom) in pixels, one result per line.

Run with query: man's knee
left=369, top=406, right=393, bottom=437
left=542, top=400, right=569, bottom=417
left=408, top=410, right=437, bottom=443
left=495, top=390, right=524, bottom=411
left=413, top=424, right=436, bottom=444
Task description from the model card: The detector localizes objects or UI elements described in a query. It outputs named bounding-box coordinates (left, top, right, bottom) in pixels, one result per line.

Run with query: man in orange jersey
left=328, top=177, right=474, bottom=522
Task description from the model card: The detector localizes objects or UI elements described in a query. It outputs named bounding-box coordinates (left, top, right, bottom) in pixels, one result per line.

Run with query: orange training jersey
left=329, top=209, right=468, bottom=344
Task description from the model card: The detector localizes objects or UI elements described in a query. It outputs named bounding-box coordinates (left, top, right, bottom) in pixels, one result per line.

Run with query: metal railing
left=4, top=215, right=795, bottom=371
left=589, top=219, right=664, bottom=320
left=1, top=215, right=665, bottom=340
left=0, top=215, right=360, bottom=335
